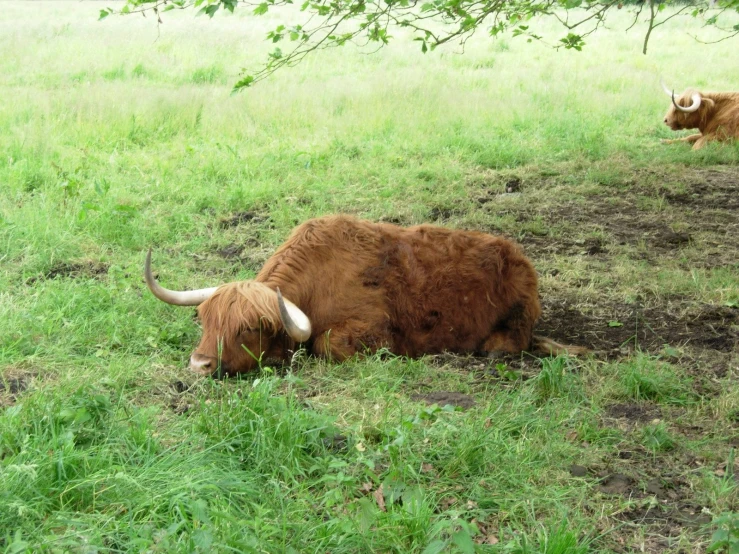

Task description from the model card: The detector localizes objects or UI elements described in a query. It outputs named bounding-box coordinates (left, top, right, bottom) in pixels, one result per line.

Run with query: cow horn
left=144, top=249, right=219, bottom=306
left=660, top=79, right=674, bottom=98
left=276, top=287, right=312, bottom=343
left=674, top=92, right=702, bottom=113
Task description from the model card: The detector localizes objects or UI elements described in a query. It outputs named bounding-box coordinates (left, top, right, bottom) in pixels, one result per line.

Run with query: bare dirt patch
left=217, top=243, right=244, bottom=259
left=658, top=168, right=739, bottom=211
left=535, top=298, right=738, bottom=357
left=599, top=473, right=635, bottom=495
left=27, top=260, right=109, bottom=284
left=411, top=391, right=476, bottom=410
left=219, top=211, right=269, bottom=229
left=473, top=166, right=739, bottom=269
left=606, top=403, right=659, bottom=422
left=620, top=502, right=710, bottom=529
left=0, top=369, right=36, bottom=406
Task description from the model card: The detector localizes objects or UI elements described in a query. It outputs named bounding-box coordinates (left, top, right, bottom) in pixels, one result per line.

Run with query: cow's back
left=257, top=216, right=392, bottom=339
left=706, top=92, right=739, bottom=137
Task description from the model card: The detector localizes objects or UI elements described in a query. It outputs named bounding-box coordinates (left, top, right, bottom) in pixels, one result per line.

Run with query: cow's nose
left=664, top=118, right=668, bottom=123
left=190, top=353, right=215, bottom=374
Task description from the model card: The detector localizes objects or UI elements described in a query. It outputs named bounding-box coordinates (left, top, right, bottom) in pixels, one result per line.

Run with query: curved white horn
left=144, top=249, right=219, bottom=306
left=660, top=79, right=674, bottom=97
left=276, top=287, right=312, bottom=343
left=675, top=92, right=702, bottom=113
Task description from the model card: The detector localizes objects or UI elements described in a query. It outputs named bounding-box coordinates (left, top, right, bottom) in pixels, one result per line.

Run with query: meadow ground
left=1, top=1, right=738, bottom=552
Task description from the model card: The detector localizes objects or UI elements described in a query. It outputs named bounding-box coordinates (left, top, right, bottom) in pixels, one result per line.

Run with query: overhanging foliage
left=100, top=0, right=739, bottom=90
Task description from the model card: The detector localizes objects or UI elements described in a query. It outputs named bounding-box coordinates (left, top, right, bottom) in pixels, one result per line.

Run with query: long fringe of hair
left=198, top=281, right=282, bottom=336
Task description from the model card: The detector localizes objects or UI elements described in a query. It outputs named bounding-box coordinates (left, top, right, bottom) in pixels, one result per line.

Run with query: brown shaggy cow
left=145, top=216, right=586, bottom=375
left=661, top=81, right=739, bottom=150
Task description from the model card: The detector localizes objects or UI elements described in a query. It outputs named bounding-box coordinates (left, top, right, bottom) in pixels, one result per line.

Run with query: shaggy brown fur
left=663, top=89, right=739, bottom=150
left=191, top=216, right=587, bottom=374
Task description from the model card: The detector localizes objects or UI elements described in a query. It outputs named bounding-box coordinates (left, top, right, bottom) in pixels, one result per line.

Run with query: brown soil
left=27, top=260, right=109, bottom=284
left=411, top=391, right=476, bottom=410
left=498, top=167, right=739, bottom=268
left=536, top=299, right=738, bottom=356
left=606, top=403, right=659, bottom=422
left=219, top=211, right=269, bottom=229
left=217, top=243, right=244, bottom=259
left=0, top=369, right=36, bottom=406
left=507, top=167, right=739, bottom=366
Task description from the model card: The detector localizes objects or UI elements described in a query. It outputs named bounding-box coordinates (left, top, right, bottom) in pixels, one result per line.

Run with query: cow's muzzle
left=190, top=353, right=217, bottom=375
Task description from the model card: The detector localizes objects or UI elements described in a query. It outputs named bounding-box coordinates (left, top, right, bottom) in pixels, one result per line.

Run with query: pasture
left=1, top=1, right=738, bottom=551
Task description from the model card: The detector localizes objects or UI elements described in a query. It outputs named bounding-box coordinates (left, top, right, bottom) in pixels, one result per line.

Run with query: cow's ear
left=702, top=98, right=715, bottom=111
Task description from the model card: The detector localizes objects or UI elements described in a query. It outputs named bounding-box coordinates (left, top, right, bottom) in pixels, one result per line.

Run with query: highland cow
left=661, top=81, right=739, bottom=150
left=145, top=216, right=586, bottom=374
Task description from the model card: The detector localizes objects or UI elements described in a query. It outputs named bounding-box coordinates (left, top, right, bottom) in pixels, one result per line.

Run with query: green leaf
left=356, top=497, right=377, bottom=532
left=452, top=529, right=475, bottom=554
left=559, top=32, right=585, bottom=51
left=190, top=498, right=210, bottom=523
left=661, top=345, right=680, bottom=357
left=608, top=321, right=623, bottom=327
left=98, top=8, right=111, bottom=20
left=192, top=529, right=213, bottom=550
left=232, top=75, right=255, bottom=92
left=422, top=540, right=448, bottom=554
left=254, top=2, right=269, bottom=15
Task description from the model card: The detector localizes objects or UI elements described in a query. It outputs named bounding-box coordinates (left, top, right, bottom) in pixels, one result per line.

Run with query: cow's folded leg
left=662, top=133, right=702, bottom=145
left=482, top=330, right=529, bottom=356
left=312, top=321, right=388, bottom=362
left=692, top=134, right=715, bottom=150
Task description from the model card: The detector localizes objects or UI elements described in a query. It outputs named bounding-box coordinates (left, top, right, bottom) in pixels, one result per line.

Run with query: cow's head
left=144, top=250, right=311, bottom=375
left=661, top=81, right=715, bottom=130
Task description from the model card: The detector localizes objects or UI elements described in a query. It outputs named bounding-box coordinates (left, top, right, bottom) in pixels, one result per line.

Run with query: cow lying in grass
left=145, top=216, right=587, bottom=375
left=661, top=81, right=739, bottom=150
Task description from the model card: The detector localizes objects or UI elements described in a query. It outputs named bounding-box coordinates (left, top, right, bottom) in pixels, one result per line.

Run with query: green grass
left=1, top=1, right=739, bottom=552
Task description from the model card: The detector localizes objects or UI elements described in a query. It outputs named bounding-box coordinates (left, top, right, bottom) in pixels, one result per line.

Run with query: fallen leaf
left=373, top=485, right=386, bottom=512
left=566, top=430, right=578, bottom=441
left=355, top=442, right=366, bottom=452
left=361, top=482, right=373, bottom=493
left=715, top=469, right=726, bottom=477
left=421, top=463, right=434, bottom=473
left=466, top=500, right=478, bottom=510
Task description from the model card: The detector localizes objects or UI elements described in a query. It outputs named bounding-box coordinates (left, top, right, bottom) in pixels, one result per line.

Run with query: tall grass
left=1, top=1, right=738, bottom=551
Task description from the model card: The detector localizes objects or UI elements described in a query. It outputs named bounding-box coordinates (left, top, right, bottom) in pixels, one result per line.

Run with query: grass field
left=1, top=1, right=739, bottom=552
